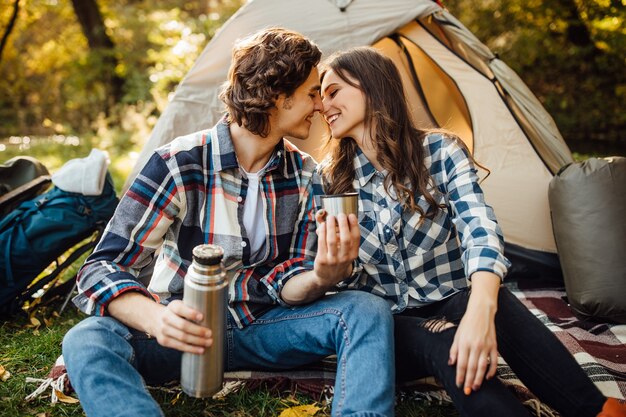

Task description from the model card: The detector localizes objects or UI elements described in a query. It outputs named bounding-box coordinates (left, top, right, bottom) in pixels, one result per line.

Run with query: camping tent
left=127, top=0, right=574, bottom=280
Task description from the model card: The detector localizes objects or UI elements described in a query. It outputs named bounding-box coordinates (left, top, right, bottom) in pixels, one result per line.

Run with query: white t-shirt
left=241, top=167, right=267, bottom=261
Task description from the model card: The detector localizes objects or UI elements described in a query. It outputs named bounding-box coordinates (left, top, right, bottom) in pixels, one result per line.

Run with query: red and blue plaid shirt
left=73, top=119, right=317, bottom=328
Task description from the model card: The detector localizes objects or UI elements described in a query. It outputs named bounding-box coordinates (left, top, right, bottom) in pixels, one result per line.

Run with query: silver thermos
left=180, top=244, right=229, bottom=398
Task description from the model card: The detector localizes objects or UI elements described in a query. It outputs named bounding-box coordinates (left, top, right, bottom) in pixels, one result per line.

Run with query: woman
left=313, top=46, right=625, bottom=417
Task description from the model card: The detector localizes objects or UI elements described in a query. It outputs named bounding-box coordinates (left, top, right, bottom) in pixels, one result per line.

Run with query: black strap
left=15, top=227, right=102, bottom=309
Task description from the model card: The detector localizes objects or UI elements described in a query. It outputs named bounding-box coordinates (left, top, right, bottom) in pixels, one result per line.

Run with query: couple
left=63, top=28, right=623, bottom=417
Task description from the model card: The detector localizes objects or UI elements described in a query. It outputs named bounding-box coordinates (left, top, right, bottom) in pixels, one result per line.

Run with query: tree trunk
left=70, top=0, right=124, bottom=108
left=555, top=0, right=600, bottom=55
left=0, top=0, right=21, bottom=65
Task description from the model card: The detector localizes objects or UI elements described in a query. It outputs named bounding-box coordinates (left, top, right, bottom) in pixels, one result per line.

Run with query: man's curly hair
left=219, top=28, right=321, bottom=137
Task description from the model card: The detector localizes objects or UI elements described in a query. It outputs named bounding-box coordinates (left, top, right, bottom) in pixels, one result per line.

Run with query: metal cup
left=320, top=192, right=358, bottom=217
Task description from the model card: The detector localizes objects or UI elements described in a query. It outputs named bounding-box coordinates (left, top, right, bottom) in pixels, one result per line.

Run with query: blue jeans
left=394, top=287, right=606, bottom=417
left=63, top=291, right=395, bottom=417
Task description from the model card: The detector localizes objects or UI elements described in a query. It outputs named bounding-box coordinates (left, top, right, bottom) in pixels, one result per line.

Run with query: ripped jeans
left=394, top=287, right=606, bottom=417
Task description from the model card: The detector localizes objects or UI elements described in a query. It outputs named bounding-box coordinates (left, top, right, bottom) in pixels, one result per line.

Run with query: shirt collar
left=211, top=115, right=288, bottom=177
left=354, top=146, right=378, bottom=186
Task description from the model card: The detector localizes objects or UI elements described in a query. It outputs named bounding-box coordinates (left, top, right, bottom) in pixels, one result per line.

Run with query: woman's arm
left=448, top=271, right=500, bottom=395
left=436, top=136, right=510, bottom=394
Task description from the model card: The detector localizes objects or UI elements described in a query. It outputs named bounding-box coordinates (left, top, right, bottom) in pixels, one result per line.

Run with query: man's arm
left=249, top=159, right=359, bottom=307
left=73, top=152, right=181, bottom=316
left=281, top=212, right=359, bottom=304
left=74, top=150, right=215, bottom=352
left=107, top=293, right=212, bottom=354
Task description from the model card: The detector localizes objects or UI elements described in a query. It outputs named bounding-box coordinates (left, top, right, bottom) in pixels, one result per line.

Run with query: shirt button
left=237, top=196, right=243, bottom=203
left=277, top=151, right=282, bottom=156
left=241, top=241, right=247, bottom=248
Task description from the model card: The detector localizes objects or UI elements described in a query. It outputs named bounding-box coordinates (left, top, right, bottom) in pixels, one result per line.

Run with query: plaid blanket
left=28, top=283, right=626, bottom=414
left=502, top=281, right=626, bottom=401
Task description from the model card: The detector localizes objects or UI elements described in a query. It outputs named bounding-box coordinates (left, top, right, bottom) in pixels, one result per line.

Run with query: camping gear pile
left=0, top=150, right=118, bottom=318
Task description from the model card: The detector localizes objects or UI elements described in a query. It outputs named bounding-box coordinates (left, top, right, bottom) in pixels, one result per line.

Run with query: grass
left=0, top=135, right=459, bottom=416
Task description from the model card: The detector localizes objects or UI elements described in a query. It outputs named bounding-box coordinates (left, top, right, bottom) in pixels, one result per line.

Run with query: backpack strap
left=15, top=227, right=101, bottom=308
left=3, top=212, right=23, bottom=287
left=1, top=194, right=58, bottom=286
left=3, top=227, right=13, bottom=286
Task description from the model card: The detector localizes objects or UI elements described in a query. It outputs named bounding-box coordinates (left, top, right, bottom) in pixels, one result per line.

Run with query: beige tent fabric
left=127, top=0, right=573, bottom=255
left=426, top=10, right=574, bottom=174
left=372, top=38, right=439, bottom=132
left=394, top=35, right=474, bottom=151
left=398, top=22, right=557, bottom=252
left=490, top=59, right=574, bottom=173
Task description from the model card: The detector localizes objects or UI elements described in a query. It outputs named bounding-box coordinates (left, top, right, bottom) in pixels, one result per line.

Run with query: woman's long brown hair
left=320, top=47, right=443, bottom=219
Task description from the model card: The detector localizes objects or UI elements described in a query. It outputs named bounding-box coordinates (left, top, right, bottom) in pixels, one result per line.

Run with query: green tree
left=0, top=0, right=20, bottom=64
left=0, top=0, right=242, bottom=139
left=446, top=0, right=626, bottom=155
left=70, top=0, right=125, bottom=111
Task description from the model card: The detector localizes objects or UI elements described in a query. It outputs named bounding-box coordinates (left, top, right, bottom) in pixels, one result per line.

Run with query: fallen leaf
left=30, top=317, right=41, bottom=327
left=170, top=391, right=181, bottom=405
left=278, top=404, right=321, bottom=417
left=211, top=380, right=244, bottom=400
left=0, top=365, right=11, bottom=382
left=36, top=413, right=49, bottom=417
left=33, top=329, right=40, bottom=336
left=54, top=389, right=80, bottom=404
left=282, top=396, right=301, bottom=405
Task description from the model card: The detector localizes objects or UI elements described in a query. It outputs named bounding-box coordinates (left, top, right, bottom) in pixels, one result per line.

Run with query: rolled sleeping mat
left=548, top=157, right=626, bottom=323
left=0, top=156, right=51, bottom=217
left=0, top=156, right=49, bottom=195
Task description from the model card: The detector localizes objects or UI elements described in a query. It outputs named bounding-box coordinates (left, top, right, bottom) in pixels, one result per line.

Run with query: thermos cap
left=192, top=244, right=224, bottom=265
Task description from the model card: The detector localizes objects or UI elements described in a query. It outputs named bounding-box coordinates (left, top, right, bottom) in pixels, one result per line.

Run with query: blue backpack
left=0, top=174, right=118, bottom=317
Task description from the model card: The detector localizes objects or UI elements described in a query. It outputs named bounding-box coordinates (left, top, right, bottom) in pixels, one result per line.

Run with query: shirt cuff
left=336, top=259, right=362, bottom=288
left=464, top=247, right=511, bottom=281
left=73, top=280, right=153, bottom=316
left=269, top=264, right=313, bottom=307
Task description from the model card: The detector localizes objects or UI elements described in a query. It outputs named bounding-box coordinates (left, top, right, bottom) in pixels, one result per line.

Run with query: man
left=63, top=28, right=395, bottom=417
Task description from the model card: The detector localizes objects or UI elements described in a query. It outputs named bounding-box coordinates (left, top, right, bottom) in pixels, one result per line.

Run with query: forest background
left=0, top=0, right=625, bottom=187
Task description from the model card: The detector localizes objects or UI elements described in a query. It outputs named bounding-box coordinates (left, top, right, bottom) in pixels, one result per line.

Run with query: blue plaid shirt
left=74, top=118, right=317, bottom=328
left=312, top=133, right=510, bottom=313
